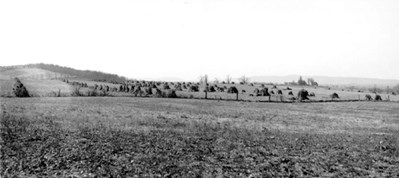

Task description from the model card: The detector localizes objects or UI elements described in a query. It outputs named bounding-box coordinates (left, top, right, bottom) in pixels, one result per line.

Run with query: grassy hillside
left=1, top=63, right=127, bottom=83
left=0, top=67, right=66, bottom=80
left=0, top=67, right=73, bottom=97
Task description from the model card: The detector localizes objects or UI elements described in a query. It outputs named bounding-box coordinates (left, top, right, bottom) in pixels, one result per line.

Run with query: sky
left=1, top=0, right=398, bottom=81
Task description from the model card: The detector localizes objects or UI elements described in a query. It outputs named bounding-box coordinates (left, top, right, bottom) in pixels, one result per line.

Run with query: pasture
left=65, top=78, right=399, bottom=102
left=1, top=97, right=399, bottom=177
left=0, top=67, right=72, bottom=97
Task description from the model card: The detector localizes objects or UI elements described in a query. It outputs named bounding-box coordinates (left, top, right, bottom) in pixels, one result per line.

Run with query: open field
left=0, top=67, right=72, bottom=97
left=0, top=79, right=14, bottom=97
left=2, top=67, right=397, bottom=102
left=1, top=97, right=399, bottom=177
left=22, top=79, right=73, bottom=97
left=0, top=79, right=72, bottom=97
left=68, top=79, right=398, bottom=102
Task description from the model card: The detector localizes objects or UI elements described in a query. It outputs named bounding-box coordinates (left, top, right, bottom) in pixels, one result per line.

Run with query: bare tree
left=199, top=76, right=204, bottom=84
left=226, top=75, right=232, bottom=84
left=239, top=75, right=250, bottom=85
left=307, top=78, right=318, bottom=86
left=214, top=78, right=220, bottom=84
left=199, top=75, right=208, bottom=84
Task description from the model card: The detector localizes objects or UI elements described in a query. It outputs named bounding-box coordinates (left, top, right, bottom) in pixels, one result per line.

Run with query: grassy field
left=1, top=97, right=399, bottom=177
left=0, top=68, right=73, bottom=97
left=2, top=67, right=397, bottom=102
left=77, top=81, right=398, bottom=102
left=0, top=79, right=14, bottom=97
left=22, top=79, right=73, bottom=97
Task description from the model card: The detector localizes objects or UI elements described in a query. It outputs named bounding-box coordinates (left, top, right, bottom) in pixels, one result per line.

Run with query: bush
left=87, top=88, right=98, bottom=96
left=297, top=89, right=309, bottom=101
left=189, top=85, right=199, bottom=92
left=162, top=90, right=178, bottom=98
left=277, top=90, right=283, bottom=95
left=163, top=84, right=170, bottom=90
left=72, top=86, right=83, bottom=96
left=146, top=87, right=153, bottom=95
left=375, top=95, right=382, bottom=101
left=12, top=78, right=30, bottom=97
left=365, top=94, right=372, bottom=101
left=330, top=93, right=340, bottom=99
left=154, top=88, right=163, bottom=97
left=256, top=88, right=269, bottom=96
left=174, top=85, right=183, bottom=91
left=227, top=86, right=238, bottom=94
left=209, top=86, right=216, bottom=92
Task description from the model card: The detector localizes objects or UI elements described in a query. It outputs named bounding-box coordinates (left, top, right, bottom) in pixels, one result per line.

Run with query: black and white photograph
left=1, top=0, right=399, bottom=177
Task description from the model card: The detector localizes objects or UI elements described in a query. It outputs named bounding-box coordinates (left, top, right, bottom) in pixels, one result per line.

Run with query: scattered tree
left=298, top=76, right=307, bottom=86
left=226, top=75, right=232, bottom=84
left=238, top=75, right=250, bottom=85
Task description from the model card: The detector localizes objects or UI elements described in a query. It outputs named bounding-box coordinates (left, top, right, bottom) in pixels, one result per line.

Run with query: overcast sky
left=1, top=0, right=398, bottom=81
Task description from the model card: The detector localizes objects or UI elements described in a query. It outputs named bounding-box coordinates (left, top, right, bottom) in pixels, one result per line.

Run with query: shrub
left=146, top=87, right=153, bottom=95
left=227, top=86, right=238, bottom=94
left=297, top=89, right=309, bottom=101
left=209, top=86, right=216, bottom=92
left=13, top=78, right=30, bottom=97
left=71, top=86, right=83, bottom=96
left=365, top=94, right=372, bottom=101
left=288, top=91, right=293, bottom=96
left=257, top=88, right=270, bottom=96
left=330, top=93, right=339, bottom=99
left=87, top=88, right=98, bottom=96
left=163, top=84, right=170, bottom=90
left=189, top=85, right=199, bottom=92
left=133, top=86, right=143, bottom=96
left=154, top=88, right=163, bottom=97
left=99, top=89, right=108, bottom=96
left=277, top=90, right=283, bottom=95
left=162, top=90, right=178, bottom=98
left=174, top=85, right=183, bottom=91
left=375, top=95, right=382, bottom=101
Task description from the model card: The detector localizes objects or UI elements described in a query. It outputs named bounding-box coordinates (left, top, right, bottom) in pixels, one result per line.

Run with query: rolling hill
left=0, top=63, right=127, bottom=83
left=0, top=63, right=128, bottom=97
left=250, top=75, right=399, bottom=87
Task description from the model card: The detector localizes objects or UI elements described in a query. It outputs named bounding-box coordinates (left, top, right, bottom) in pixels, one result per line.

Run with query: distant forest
left=0, top=63, right=127, bottom=84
